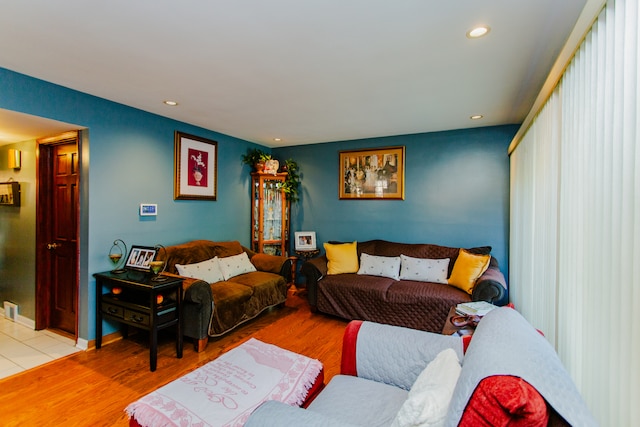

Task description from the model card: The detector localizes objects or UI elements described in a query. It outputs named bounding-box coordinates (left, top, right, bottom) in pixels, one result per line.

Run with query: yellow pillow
left=324, top=241, right=359, bottom=275
left=448, top=249, right=491, bottom=294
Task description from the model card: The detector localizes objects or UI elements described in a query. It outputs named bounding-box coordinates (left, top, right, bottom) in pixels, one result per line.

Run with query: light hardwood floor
left=0, top=289, right=349, bottom=426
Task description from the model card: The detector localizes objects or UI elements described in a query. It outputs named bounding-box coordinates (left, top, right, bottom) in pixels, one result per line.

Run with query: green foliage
left=282, top=159, right=301, bottom=203
left=241, top=150, right=301, bottom=203
left=241, top=148, right=272, bottom=166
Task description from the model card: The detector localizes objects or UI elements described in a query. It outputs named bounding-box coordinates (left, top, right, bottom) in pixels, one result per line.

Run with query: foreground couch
left=163, top=240, right=292, bottom=351
left=301, top=240, right=508, bottom=333
left=246, top=308, right=597, bottom=427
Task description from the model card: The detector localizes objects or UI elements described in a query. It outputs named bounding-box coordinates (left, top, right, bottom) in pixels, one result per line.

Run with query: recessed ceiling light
left=273, top=138, right=282, bottom=142
left=163, top=100, right=178, bottom=106
left=467, top=26, right=490, bottom=38
left=470, top=115, right=484, bottom=120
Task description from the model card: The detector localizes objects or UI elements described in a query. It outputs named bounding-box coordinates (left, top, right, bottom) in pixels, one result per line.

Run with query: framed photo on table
left=294, top=231, right=317, bottom=250
left=339, top=146, right=405, bottom=199
left=125, top=245, right=157, bottom=271
left=174, top=131, right=218, bottom=200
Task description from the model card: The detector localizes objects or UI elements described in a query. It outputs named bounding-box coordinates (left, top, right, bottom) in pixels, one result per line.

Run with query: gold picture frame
left=339, top=146, right=405, bottom=199
left=174, top=131, right=218, bottom=200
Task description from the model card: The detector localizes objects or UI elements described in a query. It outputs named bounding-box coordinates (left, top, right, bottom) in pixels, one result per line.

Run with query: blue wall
left=0, top=67, right=262, bottom=340
left=1, top=66, right=514, bottom=342
left=274, top=126, right=515, bottom=276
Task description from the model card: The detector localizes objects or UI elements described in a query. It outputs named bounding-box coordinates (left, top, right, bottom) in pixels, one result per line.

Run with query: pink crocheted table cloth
left=126, top=338, right=323, bottom=427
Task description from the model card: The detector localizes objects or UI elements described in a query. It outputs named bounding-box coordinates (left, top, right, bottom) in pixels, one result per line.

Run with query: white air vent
left=3, top=301, right=18, bottom=322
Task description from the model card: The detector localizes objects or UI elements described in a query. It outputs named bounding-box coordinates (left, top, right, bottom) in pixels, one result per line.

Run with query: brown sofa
left=163, top=240, right=292, bottom=351
left=301, top=240, right=507, bottom=333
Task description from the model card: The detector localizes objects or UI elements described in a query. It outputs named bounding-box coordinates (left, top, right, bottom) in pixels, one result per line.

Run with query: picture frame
left=125, top=245, right=157, bottom=271
left=0, top=182, right=20, bottom=207
left=339, top=146, right=405, bottom=199
left=294, top=231, right=317, bottom=250
left=174, top=131, right=218, bottom=200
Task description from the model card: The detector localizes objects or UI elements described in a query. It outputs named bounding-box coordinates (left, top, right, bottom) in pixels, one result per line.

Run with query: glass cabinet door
left=251, top=172, right=290, bottom=256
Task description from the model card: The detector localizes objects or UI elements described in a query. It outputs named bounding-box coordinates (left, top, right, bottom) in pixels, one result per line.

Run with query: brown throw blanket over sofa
left=301, top=240, right=507, bottom=333
left=163, top=240, right=292, bottom=351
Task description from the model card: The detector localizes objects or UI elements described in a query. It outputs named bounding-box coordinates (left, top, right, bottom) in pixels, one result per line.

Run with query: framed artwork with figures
left=339, top=146, right=405, bottom=200
left=174, top=131, right=218, bottom=200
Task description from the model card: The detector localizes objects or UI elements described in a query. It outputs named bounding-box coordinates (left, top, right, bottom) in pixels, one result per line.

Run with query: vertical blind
left=509, top=0, right=639, bottom=425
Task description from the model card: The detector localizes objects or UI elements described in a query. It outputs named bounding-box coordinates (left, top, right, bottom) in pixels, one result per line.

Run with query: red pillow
left=459, top=375, right=549, bottom=427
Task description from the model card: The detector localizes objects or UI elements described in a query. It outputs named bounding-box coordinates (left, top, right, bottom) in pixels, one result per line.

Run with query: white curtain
left=509, top=0, right=640, bottom=425
left=510, top=89, right=562, bottom=345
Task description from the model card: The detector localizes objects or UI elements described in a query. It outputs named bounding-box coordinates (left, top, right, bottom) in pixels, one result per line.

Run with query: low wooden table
left=441, top=306, right=476, bottom=336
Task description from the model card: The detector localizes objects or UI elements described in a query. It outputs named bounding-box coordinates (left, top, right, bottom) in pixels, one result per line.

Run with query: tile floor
left=0, top=315, right=81, bottom=380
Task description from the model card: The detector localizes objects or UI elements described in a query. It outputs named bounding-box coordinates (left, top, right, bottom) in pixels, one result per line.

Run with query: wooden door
left=36, top=132, right=79, bottom=336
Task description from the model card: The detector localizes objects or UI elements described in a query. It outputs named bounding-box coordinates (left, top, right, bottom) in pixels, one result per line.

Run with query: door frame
left=35, top=131, right=81, bottom=336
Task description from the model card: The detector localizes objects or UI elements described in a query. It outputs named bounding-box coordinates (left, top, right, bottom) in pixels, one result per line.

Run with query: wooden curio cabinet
left=251, top=172, right=290, bottom=256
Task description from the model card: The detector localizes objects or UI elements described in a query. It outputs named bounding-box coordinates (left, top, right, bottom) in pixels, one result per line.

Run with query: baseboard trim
left=76, top=338, right=89, bottom=351
left=85, top=331, right=125, bottom=351
left=1, top=312, right=36, bottom=330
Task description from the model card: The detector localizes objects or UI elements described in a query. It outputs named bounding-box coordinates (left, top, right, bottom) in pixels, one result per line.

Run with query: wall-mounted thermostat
left=140, top=203, right=158, bottom=216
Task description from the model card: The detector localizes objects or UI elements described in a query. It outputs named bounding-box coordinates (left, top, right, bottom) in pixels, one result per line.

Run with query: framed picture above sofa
left=339, top=146, right=405, bottom=200
left=174, top=131, right=218, bottom=201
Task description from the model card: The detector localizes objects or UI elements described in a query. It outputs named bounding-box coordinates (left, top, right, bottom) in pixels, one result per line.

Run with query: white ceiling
left=0, top=0, right=586, bottom=147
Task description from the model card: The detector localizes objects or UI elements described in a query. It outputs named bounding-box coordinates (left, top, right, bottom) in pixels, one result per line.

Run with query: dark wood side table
left=287, top=256, right=298, bottom=287
left=293, top=249, right=320, bottom=293
left=295, top=249, right=320, bottom=260
left=94, top=270, right=183, bottom=371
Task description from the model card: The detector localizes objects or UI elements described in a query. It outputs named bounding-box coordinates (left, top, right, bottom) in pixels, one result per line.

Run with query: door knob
left=47, top=243, right=60, bottom=250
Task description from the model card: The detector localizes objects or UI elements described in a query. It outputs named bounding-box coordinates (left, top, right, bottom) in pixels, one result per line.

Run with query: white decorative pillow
left=357, top=253, right=401, bottom=280
left=391, top=348, right=462, bottom=427
left=175, top=257, right=225, bottom=284
left=218, top=252, right=257, bottom=280
left=399, top=255, right=450, bottom=284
